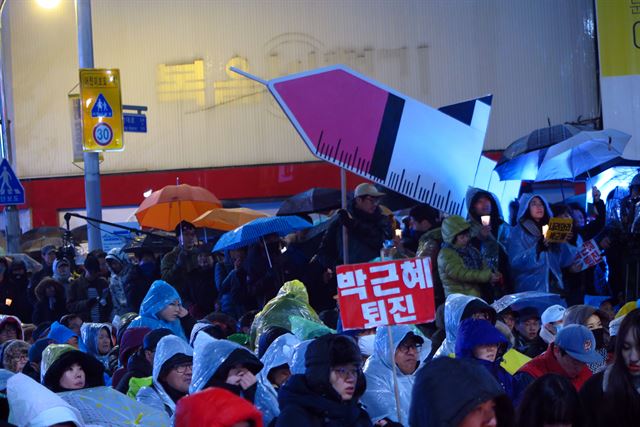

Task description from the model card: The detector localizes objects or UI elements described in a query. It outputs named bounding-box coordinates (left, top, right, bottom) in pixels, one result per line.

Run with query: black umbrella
left=494, top=124, right=582, bottom=181
left=122, top=231, right=178, bottom=256
left=277, top=188, right=342, bottom=216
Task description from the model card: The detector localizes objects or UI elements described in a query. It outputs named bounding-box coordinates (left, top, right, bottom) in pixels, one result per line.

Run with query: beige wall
left=8, top=0, right=598, bottom=179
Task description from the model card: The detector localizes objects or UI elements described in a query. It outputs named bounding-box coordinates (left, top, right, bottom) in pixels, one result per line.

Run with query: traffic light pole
left=76, top=0, right=103, bottom=251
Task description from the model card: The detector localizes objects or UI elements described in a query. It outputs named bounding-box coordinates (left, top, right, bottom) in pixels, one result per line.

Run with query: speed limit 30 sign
left=79, top=69, right=124, bottom=152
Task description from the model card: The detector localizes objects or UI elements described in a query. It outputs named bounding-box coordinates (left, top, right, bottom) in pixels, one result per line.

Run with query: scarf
left=442, top=242, right=483, bottom=270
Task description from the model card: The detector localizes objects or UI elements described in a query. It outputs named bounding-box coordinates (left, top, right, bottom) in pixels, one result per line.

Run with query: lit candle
left=481, top=215, right=490, bottom=226
left=395, top=229, right=402, bottom=238
left=542, top=225, right=549, bottom=238
left=5, top=298, right=12, bottom=306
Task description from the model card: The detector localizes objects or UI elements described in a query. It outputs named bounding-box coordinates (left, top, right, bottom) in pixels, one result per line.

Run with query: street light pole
left=76, top=0, right=103, bottom=251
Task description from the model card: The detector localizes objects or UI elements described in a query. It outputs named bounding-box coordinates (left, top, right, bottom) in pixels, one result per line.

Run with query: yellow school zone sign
left=79, top=69, right=124, bottom=152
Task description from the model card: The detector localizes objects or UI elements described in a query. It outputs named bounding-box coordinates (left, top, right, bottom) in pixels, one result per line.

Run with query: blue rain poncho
left=129, top=280, right=186, bottom=340
left=190, top=333, right=279, bottom=426
left=360, top=325, right=430, bottom=424
left=289, top=339, right=313, bottom=375
left=80, top=322, right=112, bottom=371
left=258, top=333, right=299, bottom=401
left=501, top=193, right=577, bottom=293
left=136, top=335, right=193, bottom=418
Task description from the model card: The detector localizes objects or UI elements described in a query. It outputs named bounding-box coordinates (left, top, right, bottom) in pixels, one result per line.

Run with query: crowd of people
left=0, top=178, right=637, bottom=426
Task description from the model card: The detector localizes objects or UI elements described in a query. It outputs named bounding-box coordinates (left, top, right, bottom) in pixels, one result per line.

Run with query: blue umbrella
left=213, top=216, right=312, bottom=253
left=491, top=291, right=567, bottom=315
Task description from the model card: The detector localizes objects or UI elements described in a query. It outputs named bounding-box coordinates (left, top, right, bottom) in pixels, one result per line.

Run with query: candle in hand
left=481, top=215, right=491, bottom=226
left=542, top=225, right=549, bottom=238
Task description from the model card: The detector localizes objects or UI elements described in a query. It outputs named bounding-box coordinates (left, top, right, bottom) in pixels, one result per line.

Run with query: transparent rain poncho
left=190, top=333, right=279, bottom=426
left=433, top=293, right=485, bottom=359
left=136, top=335, right=193, bottom=417
left=249, top=280, right=320, bottom=353
left=80, top=322, right=112, bottom=370
left=360, top=325, right=430, bottom=424
left=258, top=333, right=300, bottom=400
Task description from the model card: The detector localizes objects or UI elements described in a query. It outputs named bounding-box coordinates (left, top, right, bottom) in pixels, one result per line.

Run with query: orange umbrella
left=134, top=184, right=222, bottom=231
left=192, top=207, right=270, bottom=231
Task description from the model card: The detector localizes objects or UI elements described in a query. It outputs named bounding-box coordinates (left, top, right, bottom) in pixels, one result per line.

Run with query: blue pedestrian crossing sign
left=0, top=159, right=25, bottom=206
left=91, top=93, right=113, bottom=118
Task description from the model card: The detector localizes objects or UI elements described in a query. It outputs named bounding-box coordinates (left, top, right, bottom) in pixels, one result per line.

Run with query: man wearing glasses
left=361, top=325, right=428, bottom=426
left=316, top=182, right=393, bottom=273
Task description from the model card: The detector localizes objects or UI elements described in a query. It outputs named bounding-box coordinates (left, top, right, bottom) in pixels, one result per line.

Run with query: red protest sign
left=336, top=257, right=436, bottom=330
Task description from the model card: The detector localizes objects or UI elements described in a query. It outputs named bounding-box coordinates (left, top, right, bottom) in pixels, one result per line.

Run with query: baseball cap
left=541, top=305, right=566, bottom=325
left=555, top=324, right=603, bottom=364
left=517, top=307, right=540, bottom=323
left=354, top=183, right=385, bottom=198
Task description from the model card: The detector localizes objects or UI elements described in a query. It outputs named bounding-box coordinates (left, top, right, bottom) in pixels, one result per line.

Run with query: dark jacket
left=115, top=350, right=152, bottom=394
left=276, top=334, right=372, bottom=427
left=27, top=263, right=53, bottom=305
left=579, top=367, right=640, bottom=427
left=66, top=274, right=112, bottom=322
left=409, top=357, right=515, bottom=427
left=160, top=246, right=199, bottom=304
left=32, top=279, right=68, bottom=325
left=514, top=330, right=547, bottom=359
left=124, top=263, right=159, bottom=313
left=187, top=266, right=217, bottom=319
left=0, top=263, right=32, bottom=323
left=316, top=202, right=392, bottom=269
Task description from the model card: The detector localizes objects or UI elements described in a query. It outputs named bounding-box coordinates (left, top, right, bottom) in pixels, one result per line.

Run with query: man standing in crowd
left=27, top=245, right=57, bottom=305
left=66, top=254, right=112, bottom=323
left=161, top=221, right=199, bottom=305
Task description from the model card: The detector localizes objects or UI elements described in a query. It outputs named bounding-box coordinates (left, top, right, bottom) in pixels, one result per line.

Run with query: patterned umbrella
left=213, top=216, right=312, bottom=252
left=59, top=386, right=170, bottom=426
left=192, top=207, right=269, bottom=231
left=134, top=184, right=222, bottom=231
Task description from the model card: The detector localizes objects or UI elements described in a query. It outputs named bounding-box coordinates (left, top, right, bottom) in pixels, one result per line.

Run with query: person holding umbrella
left=161, top=221, right=200, bottom=305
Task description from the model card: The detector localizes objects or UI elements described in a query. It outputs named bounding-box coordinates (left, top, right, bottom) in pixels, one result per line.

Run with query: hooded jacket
left=66, top=273, right=112, bottom=323
left=47, top=321, right=78, bottom=346
left=129, top=280, right=187, bottom=340
left=466, top=189, right=509, bottom=266
left=360, top=325, right=429, bottom=424
left=175, top=386, right=264, bottom=427
left=0, top=316, right=23, bottom=342
left=249, top=280, right=320, bottom=353
left=136, top=335, right=193, bottom=418
left=7, top=373, right=85, bottom=427
left=438, top=215, right=493, bottom=297
left=80, top=323, right=112, bottom=372
left=563, top=304, right=609, bottom=372
left=106, top=249, right=132, bottom=317
left=455, top=318, right=520, bottom=402
left=112, top=327, right=151, bottom=393
left=258, top=333, right=300, bottom=400
left=190, top=333, right=279, bottom=426
left=409, top=357, right=514, bottom=427
left=502, top=193, right=577, bottom=293
left=276, top=334, right=372, bottom=427
left=433, top=293, right=496, bottom=358
left=32, top=278, right=68, bottom=325
left=40, top=344, right=105, bottom=392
